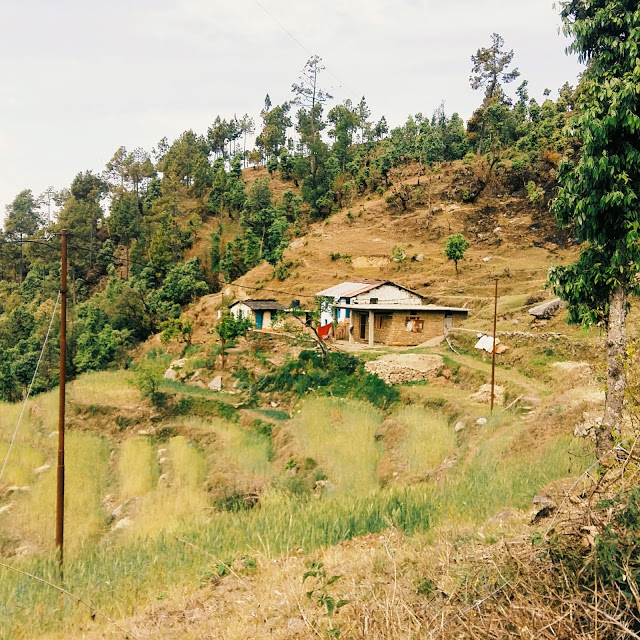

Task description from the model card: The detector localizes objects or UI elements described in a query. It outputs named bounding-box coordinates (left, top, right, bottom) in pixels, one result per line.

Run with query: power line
left=0, top=291, right=60, bottom=484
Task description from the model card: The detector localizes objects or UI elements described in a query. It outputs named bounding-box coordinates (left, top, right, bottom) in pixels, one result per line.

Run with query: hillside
left=2, top=150, right=636, bottom=639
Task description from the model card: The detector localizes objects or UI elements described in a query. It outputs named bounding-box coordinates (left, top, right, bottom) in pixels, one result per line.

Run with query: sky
left=0, top=0, right=583, bottom=221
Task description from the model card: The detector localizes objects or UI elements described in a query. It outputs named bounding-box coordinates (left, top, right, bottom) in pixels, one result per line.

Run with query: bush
left=255, top=350, right=399, bottom=408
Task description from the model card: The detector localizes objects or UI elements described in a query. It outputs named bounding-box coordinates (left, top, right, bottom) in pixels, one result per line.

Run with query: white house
left=228, top=299, right=286, bottom=330
left=316, top=279, right=424, bottom=325
left=316, top=279, right=469, bottom=346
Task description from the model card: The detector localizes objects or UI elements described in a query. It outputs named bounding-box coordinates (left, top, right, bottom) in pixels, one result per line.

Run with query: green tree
left=215, top=310, right=252, bottom=369
left=445, top=234, right=470, bottom=276
left=549, top=0, right=640, bottom=460
left=109, top=190, right=141, bottom=279
left=4, top=189, right=44, bottom=283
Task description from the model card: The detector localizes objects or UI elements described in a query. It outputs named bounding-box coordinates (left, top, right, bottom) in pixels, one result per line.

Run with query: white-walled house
left=228, top=299, right=286, bottom=330
left=316, top=279, right=469, bottom=346
left=316, top=279, right=424, bottom=325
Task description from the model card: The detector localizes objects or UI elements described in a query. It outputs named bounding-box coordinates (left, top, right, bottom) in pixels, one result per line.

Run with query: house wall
left=351, top=310, right=466, bottom=346
left=230, top=303, right=254, bottom=322
left=354, top=284, right=422, bottom=305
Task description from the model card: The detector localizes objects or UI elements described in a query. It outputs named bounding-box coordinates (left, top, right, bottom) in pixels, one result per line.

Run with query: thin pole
left=56, top=229, right=67, bottom=575
left=490, top=277, right=498, bottom=415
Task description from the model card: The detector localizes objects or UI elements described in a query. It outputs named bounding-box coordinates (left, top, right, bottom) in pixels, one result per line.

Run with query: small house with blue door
left=229, top=299, right=286, bottom=330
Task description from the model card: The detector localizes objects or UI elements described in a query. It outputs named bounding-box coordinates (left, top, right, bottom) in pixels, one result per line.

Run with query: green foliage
left=549, top=0, right=640, bottom=324
left=526, top=181, right=543, bottom=203
left=445, top=233, right=470, bottom=275
left=303, top=560, right=350, bottom=637
left=255, top=350, right=399, bottom=408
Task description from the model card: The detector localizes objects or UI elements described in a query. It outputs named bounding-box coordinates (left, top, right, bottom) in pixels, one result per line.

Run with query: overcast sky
left=0, top=0, right=583, bottom=221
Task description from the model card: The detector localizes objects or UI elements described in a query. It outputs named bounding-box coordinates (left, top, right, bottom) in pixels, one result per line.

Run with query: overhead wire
left=0, top=291, right=61, bottom=484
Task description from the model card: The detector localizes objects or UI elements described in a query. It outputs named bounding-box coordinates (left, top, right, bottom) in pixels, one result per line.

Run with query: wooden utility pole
left=490, top=277, right=498, bottom=415
left=56, top=230, right=67, bottom=574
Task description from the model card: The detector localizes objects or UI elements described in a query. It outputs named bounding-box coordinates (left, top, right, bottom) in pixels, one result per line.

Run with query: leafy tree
left=215, top=310, right=252, bottom=369
left=4, top=189, right=44, bottom=282
left=445, top=233, right=470, bottom=275
left=256, top=97, right=292, bottom=159
left=109, top=190, right=140, bottom=279
left=549, top=0, right=640, bottom=460
left=328, top=100, right=360, bottom=170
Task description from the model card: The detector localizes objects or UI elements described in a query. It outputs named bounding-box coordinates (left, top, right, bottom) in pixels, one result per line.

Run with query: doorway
left=359, top=313, right=366, bottom=340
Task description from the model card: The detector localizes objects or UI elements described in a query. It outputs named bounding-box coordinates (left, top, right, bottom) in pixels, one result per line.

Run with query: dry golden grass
left=118, top=437, right=157, bottom=501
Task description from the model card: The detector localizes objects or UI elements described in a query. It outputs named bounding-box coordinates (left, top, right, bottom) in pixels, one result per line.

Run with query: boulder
left=470, top=384, right=505, bottom=405
left=169, top=358, right=187, bottom=369
left=476, top=417, right=487, bottom=426
left=208, top=375, right=222, bottom=392
left=529, top=297, right=566, bottom=319
left=454, top=421, right=465, bottom=432
left=163, top=368, right=178, bottom=381
left=414, top=253, right=424, bottom=262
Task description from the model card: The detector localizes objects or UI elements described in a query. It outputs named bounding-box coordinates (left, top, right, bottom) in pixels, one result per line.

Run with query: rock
left=190, top=371, right=200, bottom=381
left=476, top=417, right=487, bottom=426
left=169, top=358, right=187, bottom=369
left=482, top=256, right=491, bottom=262
left=34, top=464, right=50, bottom=475
left=111, top=504, right=124, bottom=519
left=454, top=421, right=465, bottom=432
left=529, top=297, right=566, bottom=319
left=0, top=503, right=12, bottom=515
left=113, top=517, right=133, bottom=531
left=163, top=368, right=178, bottom=381
left=137, top=429, right=151, bottom=436
left=551, top=361, right=591, bottom=374
left=415, top=253, right=424, bottom=262
left=189, top=380, right=205, bottom=389
left=6, top=486, right=31, bottom=495
left=365, top=354, right=444, bottom=385
left=208, top=376, right=222, bottom=391
left=533, top=494, right=557, bottom=511
left=470, top=384, right=505, bottom=405
left=532, top=494, right=557, bottom=523
left=270, top=401, right=278, bottom=408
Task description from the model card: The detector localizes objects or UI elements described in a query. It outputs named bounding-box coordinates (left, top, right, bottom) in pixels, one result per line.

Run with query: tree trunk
left=600, top=283, right=627, bottom=460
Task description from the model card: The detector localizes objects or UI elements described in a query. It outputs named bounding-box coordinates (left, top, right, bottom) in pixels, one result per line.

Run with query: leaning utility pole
left=56, top=230, right=67, bottom=574
left=490, top=278, right=498, bottom=415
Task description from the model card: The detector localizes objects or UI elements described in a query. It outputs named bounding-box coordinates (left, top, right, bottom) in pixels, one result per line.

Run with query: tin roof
left=316, top=279, right=423, bottom=299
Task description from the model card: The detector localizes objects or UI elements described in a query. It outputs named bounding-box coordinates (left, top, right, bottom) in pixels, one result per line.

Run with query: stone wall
left=352, top=310, right=446, bottom=346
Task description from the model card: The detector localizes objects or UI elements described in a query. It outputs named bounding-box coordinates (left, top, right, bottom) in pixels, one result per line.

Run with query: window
left=374, top=314, right=384, bottom=329
left=405, top=316, right=424, bottom=333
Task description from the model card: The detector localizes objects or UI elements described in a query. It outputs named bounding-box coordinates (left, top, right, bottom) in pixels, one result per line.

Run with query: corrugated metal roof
left=316, top=279, right=395, bottom=299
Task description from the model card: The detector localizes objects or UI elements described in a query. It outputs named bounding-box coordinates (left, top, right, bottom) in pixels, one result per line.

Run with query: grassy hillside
left=0, top=157, right=634, bottom=638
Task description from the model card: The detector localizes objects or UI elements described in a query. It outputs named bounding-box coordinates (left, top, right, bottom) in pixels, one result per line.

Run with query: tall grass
left=68, top=370, right=139, bottom=407
left=0, top=442, right=44, bottom=487
left=0, top=485, right=435, bottom=638
left=9, top=432, right=110, bottom=553
left=206, top=417, right=272, bottom=476
left=436, top=426, right=594, bottom=523
left=394, top=406, right=456, bottom=475
left=292, top=397, right=383, bottom=493
left=124, top=436, right=209, bottom=539
left=117, top=437, right=157, bottom=501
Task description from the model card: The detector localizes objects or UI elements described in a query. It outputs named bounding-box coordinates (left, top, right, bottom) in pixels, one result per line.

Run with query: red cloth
left=317, top=323, right=332, bottom=340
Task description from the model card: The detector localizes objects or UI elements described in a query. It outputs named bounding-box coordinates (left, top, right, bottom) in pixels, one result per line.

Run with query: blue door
left=255, top=311, right=263, bottom=329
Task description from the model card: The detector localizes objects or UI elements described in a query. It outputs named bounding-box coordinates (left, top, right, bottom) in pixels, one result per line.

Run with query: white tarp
left=474, top=335, right=500, bottom=352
